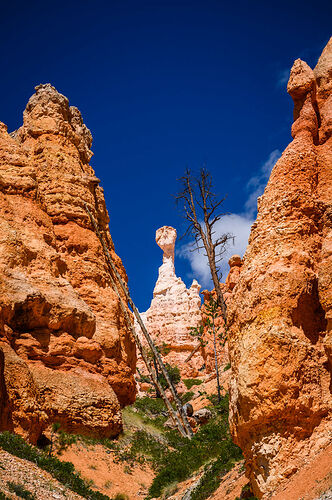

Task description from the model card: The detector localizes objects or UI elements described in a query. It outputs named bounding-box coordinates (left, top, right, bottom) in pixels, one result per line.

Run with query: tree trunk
left=153, top=355, right=161, bottom=398
left=184, top=343, right=201, bottom=363
left=212, top=317, right=221, bottom=403
left=205, top=236, right=227, bottom=324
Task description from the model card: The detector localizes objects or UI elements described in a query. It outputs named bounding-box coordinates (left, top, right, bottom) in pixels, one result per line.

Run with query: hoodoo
left=228, top=38, right=332, bottom=497
left=0, top=84, right=136, bottom=442
left=136, top=226, right=203, bottom=377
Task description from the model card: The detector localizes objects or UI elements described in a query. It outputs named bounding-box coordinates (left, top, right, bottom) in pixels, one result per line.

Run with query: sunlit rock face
left=0, top=84, right=136, bottom=443
left=137, top=226, right=203, bottom=377
left=228, top=39, right=332, bottom=498
left=201, top=255, right=243, bottom=375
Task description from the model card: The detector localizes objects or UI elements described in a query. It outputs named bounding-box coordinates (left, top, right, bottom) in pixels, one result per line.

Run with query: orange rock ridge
left=0, top=84, right=136, bottom=442
left=228, top=38, right=332, bottom=497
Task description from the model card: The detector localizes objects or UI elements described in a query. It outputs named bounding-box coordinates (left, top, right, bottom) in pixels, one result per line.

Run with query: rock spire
left=228, top=38, right=332, bottom=497
left=137, top=226, right=203, bottom=377
left=0, top=84, right=136, bottom=442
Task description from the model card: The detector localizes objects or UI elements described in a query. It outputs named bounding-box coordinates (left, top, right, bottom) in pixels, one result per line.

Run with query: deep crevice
left=291, top=279, right=327, bottom=344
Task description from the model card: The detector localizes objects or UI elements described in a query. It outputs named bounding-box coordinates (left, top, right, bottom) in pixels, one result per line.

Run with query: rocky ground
left=60, top=443, right=153, bottom=499
left=271, top=444, right=332, bottom=500
left=0, top=449, right=83, bottom=499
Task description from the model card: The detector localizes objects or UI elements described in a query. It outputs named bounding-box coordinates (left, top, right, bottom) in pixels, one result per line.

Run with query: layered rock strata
left=228, top=39, right=332, bottom=497
left=201, top=255, right=243, bottom=374
left=137, top=226, right=203, bottom=377
left=0, top=84, right=136, bottom=442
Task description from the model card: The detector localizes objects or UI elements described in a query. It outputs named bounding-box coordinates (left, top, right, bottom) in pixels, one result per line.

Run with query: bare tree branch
left=175, top=168, right=232, bottom=324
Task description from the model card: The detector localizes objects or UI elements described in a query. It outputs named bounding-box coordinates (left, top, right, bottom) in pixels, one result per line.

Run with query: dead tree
left=204, top=296, right=224, bottom=403
left=175, top=168, right=233, bottom=324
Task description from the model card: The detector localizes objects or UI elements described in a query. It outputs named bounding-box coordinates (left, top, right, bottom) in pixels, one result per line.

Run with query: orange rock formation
left=228, top=39, right=332, bottom=497
left=136, top=226, right=203, bottom=378
left=201, top=255, right=243, bottom=374
left=0, top=84, right=136, bottom=442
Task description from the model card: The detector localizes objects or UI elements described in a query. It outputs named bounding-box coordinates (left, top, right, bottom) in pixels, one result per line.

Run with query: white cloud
left=178, top=150, right=281, bottom=287
left=178, top=214, right=253, bottom=287
left=277, top=69, right=290, bottom=88
left=244, top=149, right=281, bottom=218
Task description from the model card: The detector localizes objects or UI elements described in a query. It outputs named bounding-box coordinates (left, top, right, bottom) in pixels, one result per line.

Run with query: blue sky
left=1, top=1, right=331, bottom=310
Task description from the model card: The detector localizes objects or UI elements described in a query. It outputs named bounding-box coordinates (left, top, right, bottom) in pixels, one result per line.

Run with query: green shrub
left=69, top=433, right=117, bottom=451
left=207, top=392, right=230, bottom=414
left=190, top=456, right=236, bottom=500
left=7, top=482, right=35, bottom=500
left=223, top=362, right=231, bottom=371
left=163, top=429, right=186, bottom=450
left=0, top=432, right=109, bottom=500
left=138, top=373, right=151, bottom=384
left=161, top=482, right=178, bottom=499
left=180, top=391, right=194, bottom=404
left=148, top=394, right=242, bottom=498
left=112, top=494, right=129, bottom=500
left=129, top=430, right=167, bottom=466
left=159, top=364, right=181, bottom=390
left=183, top=379, right=203, bottom=390
left=133, top=396, right=166, bottom=415
left=57, top=430, right=79, bottom=451
left=235, top=483, right=259, bottom=499
left=149, top=421, right=242, bottom=497
left=132, top=396, right=169, bottom=430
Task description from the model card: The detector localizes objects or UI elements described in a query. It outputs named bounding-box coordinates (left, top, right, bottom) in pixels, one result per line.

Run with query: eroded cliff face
left=0, top=84, right=136, bottom=442
left=228, top=39, right=332, bottom=497
left=201, top=255, right=243, bottom=374
left=136, top=226, right=203, bottom=378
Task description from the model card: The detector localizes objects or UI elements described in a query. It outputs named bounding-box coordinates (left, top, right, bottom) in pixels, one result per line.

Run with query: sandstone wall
left=0, top=84, right=136, bottom=442
left=228, top=39, right=332, bottom=497
left=201, top=255, right=243, bottom=374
